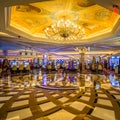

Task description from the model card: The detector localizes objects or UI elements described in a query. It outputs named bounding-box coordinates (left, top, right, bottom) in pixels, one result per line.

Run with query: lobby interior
left=0, top=0, right=120, bottom=120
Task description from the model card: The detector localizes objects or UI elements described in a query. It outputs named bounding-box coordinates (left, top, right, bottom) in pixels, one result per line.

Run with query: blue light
left=44, top=54, right=47, bottom=58
left=42, top=74, right=47, bottom=86
left=112, top=56, right=115, bottom=59
left=117, top=56, right=119, bottom=58
left=110, top=80, right=119, bottom=87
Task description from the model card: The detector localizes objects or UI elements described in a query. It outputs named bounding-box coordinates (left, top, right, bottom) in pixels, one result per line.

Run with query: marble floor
left=0, top=73, right=120, bottom=120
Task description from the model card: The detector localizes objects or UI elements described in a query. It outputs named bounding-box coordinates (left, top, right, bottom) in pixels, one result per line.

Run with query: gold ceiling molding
left=9, top=0, right=120, bottom=44
left=16, top=5, right=41, bottom=13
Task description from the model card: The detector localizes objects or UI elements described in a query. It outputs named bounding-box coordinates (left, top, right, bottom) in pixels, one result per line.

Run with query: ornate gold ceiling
left=10, top=0, right=120, bottom=44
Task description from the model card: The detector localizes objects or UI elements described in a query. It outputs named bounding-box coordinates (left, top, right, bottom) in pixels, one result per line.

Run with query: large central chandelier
left=44, top=18, right=85, bottom=41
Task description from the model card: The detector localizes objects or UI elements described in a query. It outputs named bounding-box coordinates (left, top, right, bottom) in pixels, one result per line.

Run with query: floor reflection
left=109, top=74, right=120, bottom=89
left=0, top=71, right=120, bottom=120
left=1, top=70, right=118, bottom=90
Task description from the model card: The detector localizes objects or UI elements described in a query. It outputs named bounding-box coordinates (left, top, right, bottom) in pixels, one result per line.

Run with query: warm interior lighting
left=44, top=18, right=85, bottom=41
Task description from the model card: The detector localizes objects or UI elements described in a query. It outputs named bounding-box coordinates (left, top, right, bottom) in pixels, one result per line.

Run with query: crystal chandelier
left=44, top=18, right=85, bottom=41
left=75, top=47, right=89, bottom=53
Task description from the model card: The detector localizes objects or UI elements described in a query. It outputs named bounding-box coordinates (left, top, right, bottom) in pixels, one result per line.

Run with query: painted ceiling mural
left=10, top=0, right=120, bottom=43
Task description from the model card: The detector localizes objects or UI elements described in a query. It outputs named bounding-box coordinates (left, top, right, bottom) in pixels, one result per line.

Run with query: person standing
left=2, top=59, right=10, bottom=76
left=98, top=63, right=103, bottom=74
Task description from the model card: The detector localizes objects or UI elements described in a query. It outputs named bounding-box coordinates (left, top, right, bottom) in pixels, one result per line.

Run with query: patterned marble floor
left=0, top=73, right=120, bottom=120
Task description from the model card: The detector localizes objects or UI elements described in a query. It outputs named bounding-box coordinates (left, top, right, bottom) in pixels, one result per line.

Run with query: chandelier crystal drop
left=44, top=19, right=85, bottom=41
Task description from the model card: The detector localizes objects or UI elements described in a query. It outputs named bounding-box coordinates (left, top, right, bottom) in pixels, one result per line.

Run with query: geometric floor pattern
left=0, top=75, right=120, bottom=120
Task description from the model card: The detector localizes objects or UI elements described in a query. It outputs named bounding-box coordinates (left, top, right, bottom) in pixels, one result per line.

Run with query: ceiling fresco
left=10, top=0, right=120, bottom=44
left=0, top=0, right=120, bottom=58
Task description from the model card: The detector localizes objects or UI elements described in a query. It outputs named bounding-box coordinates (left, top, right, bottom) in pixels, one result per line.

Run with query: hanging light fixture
left=44, top=18, right=85, bottom=41
left=75, top=47, right=88, bottom=53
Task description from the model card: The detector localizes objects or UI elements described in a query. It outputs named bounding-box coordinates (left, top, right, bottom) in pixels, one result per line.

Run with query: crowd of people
left=0, top=58, right=117, bottom=78
left=0, top=59, right=30, bottom=77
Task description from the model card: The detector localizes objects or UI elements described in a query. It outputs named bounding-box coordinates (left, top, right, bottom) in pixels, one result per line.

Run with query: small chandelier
left=75, top=47, right=89, bottom=53
left=44, top=18, right=85, bottom=41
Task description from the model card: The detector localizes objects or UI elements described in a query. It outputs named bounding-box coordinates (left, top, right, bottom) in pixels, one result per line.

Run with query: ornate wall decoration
left=16, top=5, right=41, bottom=13
left=95, top=9, right=112, bottom=21
left=77, top=0, right=95, bottom=7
